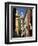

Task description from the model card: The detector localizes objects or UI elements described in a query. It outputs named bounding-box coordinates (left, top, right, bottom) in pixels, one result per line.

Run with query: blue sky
left=16, top=7, right=27, bottom=16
